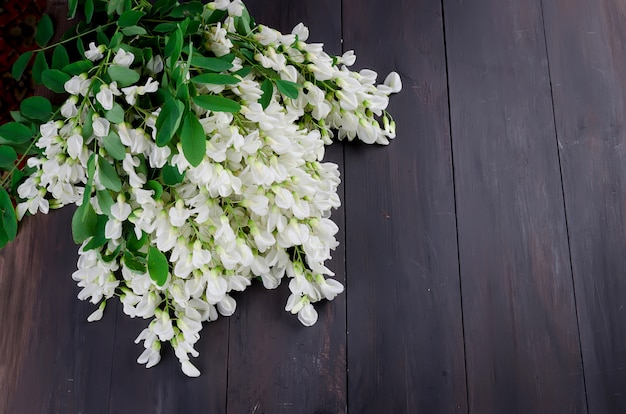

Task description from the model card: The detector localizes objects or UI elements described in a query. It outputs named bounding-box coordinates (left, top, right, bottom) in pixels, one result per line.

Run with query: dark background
left=2, top=0, right=626, bottom=413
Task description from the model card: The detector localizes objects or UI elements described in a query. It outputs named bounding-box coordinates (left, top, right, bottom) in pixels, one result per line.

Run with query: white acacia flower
left=85, top=42, right=105, bottom=62
left=92, top=116, right=110, bottom=137
left=383, top=71, right=403, bottom=94
left=64, top=74, right=90, bottom=96
left=297, top=303, right=318, bottom=326
left=146, top=55, right=164, bottom=74
left=61, top=96, right=79, bottom=118
left=181, top=360, right=201, bottom=377
left=113, top=48, right=135, bottom=68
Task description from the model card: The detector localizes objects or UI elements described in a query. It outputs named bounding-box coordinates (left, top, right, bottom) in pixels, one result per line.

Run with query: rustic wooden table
left=2, top=0, right=626, bottom=412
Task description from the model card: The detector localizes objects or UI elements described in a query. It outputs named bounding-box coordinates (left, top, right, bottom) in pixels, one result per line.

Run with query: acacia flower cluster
left=3, top=0, right=401, bottom=377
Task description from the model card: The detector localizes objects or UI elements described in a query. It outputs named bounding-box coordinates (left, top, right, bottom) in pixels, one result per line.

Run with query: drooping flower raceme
left=9, top=0, right=401, bottom=377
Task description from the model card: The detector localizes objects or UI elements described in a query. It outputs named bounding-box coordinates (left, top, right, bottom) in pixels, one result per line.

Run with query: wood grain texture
left=542, top=1, right=626, bottom=412
left=226, top=2, right=347, bottom=413
left=0, top=209, right=116, bottom=414
left=343, top=1, right=467, bottom=412
left=443, top=0, right=586, bottom=412
left=0, top=1, right=117, bottom=413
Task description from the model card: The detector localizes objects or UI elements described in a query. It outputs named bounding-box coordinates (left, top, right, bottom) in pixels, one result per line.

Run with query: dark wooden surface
left=2, top=0, right=626, bottom=413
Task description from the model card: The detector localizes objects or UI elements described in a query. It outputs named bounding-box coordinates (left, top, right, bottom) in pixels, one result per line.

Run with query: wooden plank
left=225, top=2, right=347, bottom=413
left=0, top=210, right=116, bottom=414
left=107, top=315, right=230, bottom=413
left=342, top=1, right=467, bottom=412
left=443, top=0, right=586, bottom=412
left=542, top=1, right=626, bottom=411
left=0, top=1, right=116, bottom=412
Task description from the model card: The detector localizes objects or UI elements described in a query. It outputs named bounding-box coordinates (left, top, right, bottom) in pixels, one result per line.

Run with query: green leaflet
left=42, top=69, right=71, bottom=94
left=180, top=110, right=206, bottom=167
left=104, top=103, right=125, bottom=124
left=161, top=164, right=184, bottom=186
left=275, top=79, right=300, bottom=100
left=260, top=78, right=273, bottom=109
left=32, top=52, right=49, bottom=85
left=12, top=51, right=33, bottom=81
left=118, top=10, right=146, bottom=28
left=165, top=27, right=183, bottom=66
left=20, top=96, right=52, bottom=122
left=35, top=14, right=54, bottom=47
left=0, top=123, right=33, bottom=145
left=0, top=188, right=17, bottom=248
left=71, top=202, right=97, bottom=244
left=97, top=157, right=122, bottom=192
left=146, top=180, right=163, bottom=200
left=84, top=0, right=94, bottom=24
left=0, top=146, right=17, bottom=169
left=96, top=190, right=114, bottom=217
left=52, top=45, right=70, bottom=70
left=148, top=246, right=168, bottom=286
left=155, top=96, right=184, bottom=147
left=190, top=55, right=233, bottom=72
left=107, top=66, right=140, bottom=87
left=121, top=26, right=147, bottom=36
left=103, top=130, right=126, bottom=161
left=63, top=60, right=93, bottom=76
left=191, top=73, right=239, bottom=85
left=193, top=95, right=241, bottom=113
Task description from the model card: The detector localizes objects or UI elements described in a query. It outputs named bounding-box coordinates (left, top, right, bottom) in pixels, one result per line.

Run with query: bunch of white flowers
left=8, top=0, right=401, bottom=377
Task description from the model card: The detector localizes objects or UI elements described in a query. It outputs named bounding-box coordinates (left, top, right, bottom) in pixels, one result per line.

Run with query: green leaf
left=82, top=108, right=94, bottom=140
left=191, top=73, right=239, bottom=85
left=193, top=95, right=241, bottom=113
left=42, top=69, right=70, bottom=93
left=84, top=0, right=95, bottom=23
left=107, top=66, right=139, bottom=87
left=0, top=188, right=17, bottom=243
left=20, top=96, right=52, bottom=121
left=0, top=146, right=17, bottom=169
left=96, top=30, right=110, bottom=47
left=72, top=202, right=98, bottom=244
left=0, top=123, right=32, bottom=144
left=104, top=103, right=125, bottom=123
left=146, top=180, right=163, bottom=200
left=96, top=190, right=114, bottom=217
left=109, top=32, right=123, bottom=49
left=121, top=25, right=147, bottom=36
left=185, top=20, right=201, bottom=35
left=154, top=22, right=177, bottom=33
left=205, top=9, right=227, bottom=24
left=12, top=51, right=33, bottom=80
left=260, top=78, right=273, bottom=109
left=83, top=214, right=109, bottom=251
left=123, top=250, right=146, bottom=273
left=63, top=60, right=93, bottom=75
left=275, top=79, right=300, bottom=99
left=102, top=130, right=126, bottom=161
left=97, top=157, right=122, bottom=192
left=107, top=0, right=123, bottom=16
left=155, top=96, right=184, bottom=146
left=118, top=10, right=145, bottom=27
left=126, top=231, right=147, bottom=252
left=161, top=164, right=184, bottom=186
left=165, top=27, right=183, bottom=65
left=51, top=45, right=70, bottom=70
left=170, top=1, right=203, bottom=18
left=180, top=111, right=206, bottom=167
left=190, top=55, right=233, bottom=72
left=148, top=246, right=168, bottom=286
left=68, top=0, right=78, bottom=18
left=32, top=51, right=49, bottom=85
left=233, top=66, right=252, bottom=78
left=36, top=14, right=54, bottom=47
